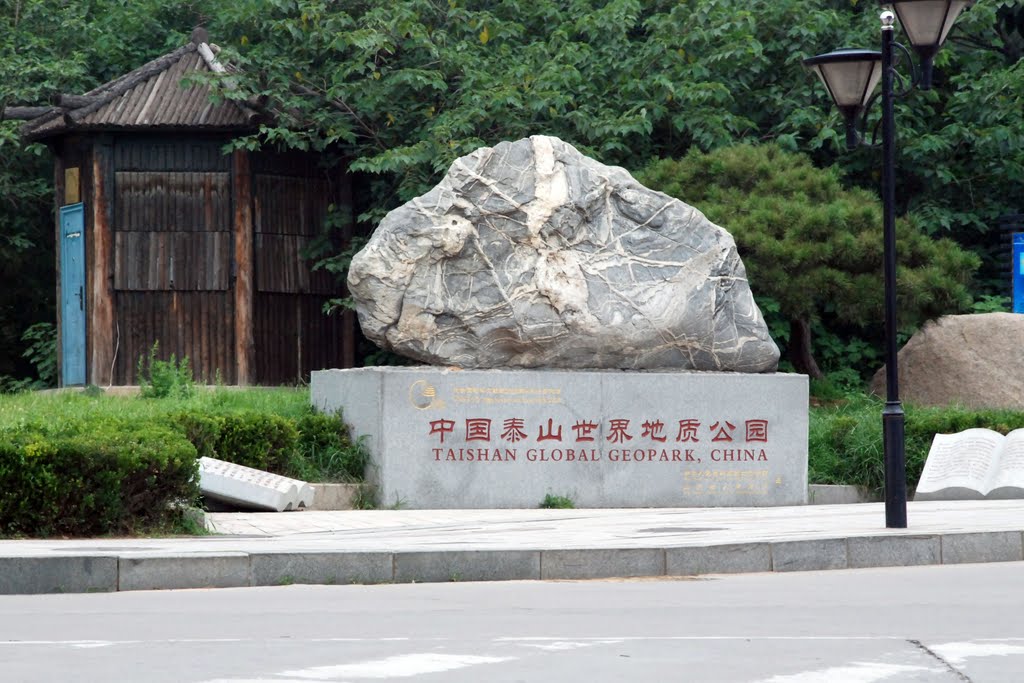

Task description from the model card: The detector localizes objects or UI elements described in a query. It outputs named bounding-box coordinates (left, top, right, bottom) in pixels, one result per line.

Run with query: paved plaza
left=3, top=500, right=1024, bottom=593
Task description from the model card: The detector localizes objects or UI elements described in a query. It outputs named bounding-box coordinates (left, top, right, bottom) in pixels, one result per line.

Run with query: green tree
left=0, top=0, right=197, bottom=387
left=203, top=0, right=1017, bottom=287
left=0, top=0, right=89, bottom=384
left=2, top=0, right=1019, bottom=377
left=796, top=1, right=1024, bottom=294
left=637, top=144, right=979, bottom=378
left=206, top=0, right=872, bottom=216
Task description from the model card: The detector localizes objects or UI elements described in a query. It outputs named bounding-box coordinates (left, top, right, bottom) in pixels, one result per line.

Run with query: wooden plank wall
left=252, top=150, right=350, bottom=384
left=111, top=137, right=234, bottom=384
left=114, top=292, right=236, bottom=384
left=253, top=294, right=349, bottom=385
left=114, top=171, right=231, bottom=232
left=113, top=231, right=230, bottom=290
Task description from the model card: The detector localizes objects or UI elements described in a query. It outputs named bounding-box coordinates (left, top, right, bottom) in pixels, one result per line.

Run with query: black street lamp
left=803, top=1, right=974, bottom=529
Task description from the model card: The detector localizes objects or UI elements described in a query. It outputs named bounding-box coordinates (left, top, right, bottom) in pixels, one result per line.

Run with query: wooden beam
left=1, top=105, right=56, bottom=120
left=197, top=42, right=262, bottom=125
left=233, top=149, right=255, bottom=385
left=52, top=94, right=99, bottom=109
left=89, top=138, right=116, bottom=387
left=18, top=108, right=67, bottom=140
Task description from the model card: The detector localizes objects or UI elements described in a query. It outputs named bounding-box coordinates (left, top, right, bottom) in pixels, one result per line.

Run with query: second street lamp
left=803, top=1, right=974, bottom=529
left=889, top=0, right=976, bottom=87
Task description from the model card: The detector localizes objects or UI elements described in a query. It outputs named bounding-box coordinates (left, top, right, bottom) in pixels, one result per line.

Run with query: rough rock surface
left=870, top=313, right=1024, bottom=409
left=348, top=135, right=780, bottom=371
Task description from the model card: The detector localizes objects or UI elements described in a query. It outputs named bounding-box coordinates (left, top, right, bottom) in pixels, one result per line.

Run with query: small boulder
left=870, top=313, right=1024, bottom=409
left=348, top=135, right=779, bottom=372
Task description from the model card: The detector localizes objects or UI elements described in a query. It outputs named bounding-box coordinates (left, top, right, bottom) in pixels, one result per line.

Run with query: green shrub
left=637, top=145, right=978, bottom=379
left=0, top=422, right=199, bottom=537
left=295, top=411, right=368, bottom=482
left=810, top=397, right=1024, bottom=494
left=172, top=412, right=223, bottom=460
left=137, top=342, right=196, bottom=399
left=171, top=406, right=367, bottom=482
left=21, top=322, right=57, bottom=388
left=215, top=412, right=300, bottom=474
left=539, top=493, right=575, bottom=509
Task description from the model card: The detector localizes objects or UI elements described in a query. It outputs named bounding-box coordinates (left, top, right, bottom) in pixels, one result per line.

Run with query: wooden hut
left=4, top=29, right=357, bottom=386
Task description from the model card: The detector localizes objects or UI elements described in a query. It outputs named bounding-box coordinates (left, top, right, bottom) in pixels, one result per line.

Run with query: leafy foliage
left=0, top=419, right=199, bottom=537
left=0, top=387, right=367, bottom=535
left=137, top=342, right=197, bottom=399
left=214, top=412, right=300, bottom=473
left=809, top=395, right=1024, bottom=495
left=295, top=411, right=370, bottom=482
left=197, top=409, right=368, bottom=482
left=1, top=0, right=1020, bottom=381
left=207, top=0, right=876, bottom=213
left=0, top=322, right=56, bottom=393
left=637, top=144, right=979, bottom=376
left=539, top=493, right=575, bottom=509
left=19, top=322, right=56, bottom=386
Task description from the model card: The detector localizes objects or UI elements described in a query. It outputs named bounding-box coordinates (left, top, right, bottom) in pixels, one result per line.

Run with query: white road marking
left=0, top=637, right=398, bottom=647
left=71, top=641, right=117, bottom=649
left=753, top=662, right=938, bottom=683
left=279, top=653, right=513, bottom=679
left=930, top=640, right=1024, bottom=665
left=1, top=635, right=910, bottom=647
left=496, top=635, right=906, bottom=642
left=519, top=639, right=623, bottom=651
left=0, top=640, right=133, bottom=647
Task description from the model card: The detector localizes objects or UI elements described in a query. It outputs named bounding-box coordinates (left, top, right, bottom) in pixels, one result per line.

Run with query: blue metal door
left=1014, top=233, right=1024, bottom=314
left=60, top=203, right=86, bottom=385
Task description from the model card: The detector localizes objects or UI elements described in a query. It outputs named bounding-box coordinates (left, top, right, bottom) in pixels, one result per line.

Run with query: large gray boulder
left=348, top=135, right=779, bottom=372
left=870, top=313, right=1024, bottom=409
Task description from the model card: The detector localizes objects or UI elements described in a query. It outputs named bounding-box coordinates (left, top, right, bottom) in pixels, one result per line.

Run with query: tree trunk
left=789, top=318, right=823, bottom=379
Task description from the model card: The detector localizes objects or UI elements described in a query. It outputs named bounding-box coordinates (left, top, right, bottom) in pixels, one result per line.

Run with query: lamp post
left=803, top=1, right=974, bottom=529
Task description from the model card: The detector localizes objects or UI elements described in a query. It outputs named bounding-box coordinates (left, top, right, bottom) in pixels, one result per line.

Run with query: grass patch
left=0, top=386, right=366, bottom=536
left=539, top=493, right=575, bottom=509
left=809, top=394, right=1024, bottom=495
left=0, top=385, right=312, bottom=428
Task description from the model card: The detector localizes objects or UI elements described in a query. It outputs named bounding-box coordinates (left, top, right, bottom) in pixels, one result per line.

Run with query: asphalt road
left=2, top=562, right=1023, bottom=682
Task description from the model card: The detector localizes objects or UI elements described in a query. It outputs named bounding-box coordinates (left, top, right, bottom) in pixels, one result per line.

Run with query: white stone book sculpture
left=199, top=457, right=315, bottom=511
left=915, top=428, right=1024, bottom=501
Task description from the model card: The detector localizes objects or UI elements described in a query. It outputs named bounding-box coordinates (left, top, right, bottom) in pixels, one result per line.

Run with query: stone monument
left=313, top=135, right=807, bottom=508
left=870, top=313, right=1024, bottom=410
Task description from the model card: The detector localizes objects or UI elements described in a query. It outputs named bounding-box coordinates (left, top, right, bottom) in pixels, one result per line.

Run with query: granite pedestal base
left=312, top=368, right=808, bottom=509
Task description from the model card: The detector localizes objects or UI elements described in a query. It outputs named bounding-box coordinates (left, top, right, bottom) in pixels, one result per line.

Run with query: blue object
left=1015, top=233, right=1024, bottom=314
left=60, top=203, right=86, bottom=386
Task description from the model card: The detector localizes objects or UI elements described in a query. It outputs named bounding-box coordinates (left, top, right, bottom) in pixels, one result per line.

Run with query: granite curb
left=2, top=529, right=1022, bottom=595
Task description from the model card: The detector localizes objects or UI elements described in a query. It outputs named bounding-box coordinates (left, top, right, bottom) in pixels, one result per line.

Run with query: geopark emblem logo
left=408, top=380, right=445, bottom=410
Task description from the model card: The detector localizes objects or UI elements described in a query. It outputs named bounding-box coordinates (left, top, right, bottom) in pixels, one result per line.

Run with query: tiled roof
left=22, top=34, right=257, bottom=141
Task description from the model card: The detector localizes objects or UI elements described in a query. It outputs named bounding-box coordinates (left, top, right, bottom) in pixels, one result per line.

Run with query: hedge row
left=809, top=399, right=1024, bottom=494
left=176, top=410, right=367, bottom=482
left=0, top=408, right=363, bottom=538
left=0, top=422, right=198, bottom=537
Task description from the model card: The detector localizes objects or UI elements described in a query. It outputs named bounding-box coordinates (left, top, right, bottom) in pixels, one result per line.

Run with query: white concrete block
left=199, top=457, right=315, bottom=512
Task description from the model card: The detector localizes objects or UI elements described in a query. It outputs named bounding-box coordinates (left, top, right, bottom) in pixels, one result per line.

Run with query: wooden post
left=53, top=146, right=65, bottom=387
left=89, top=137, right=116, bottom=386
left=233, top=149, right=255, bottom=385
